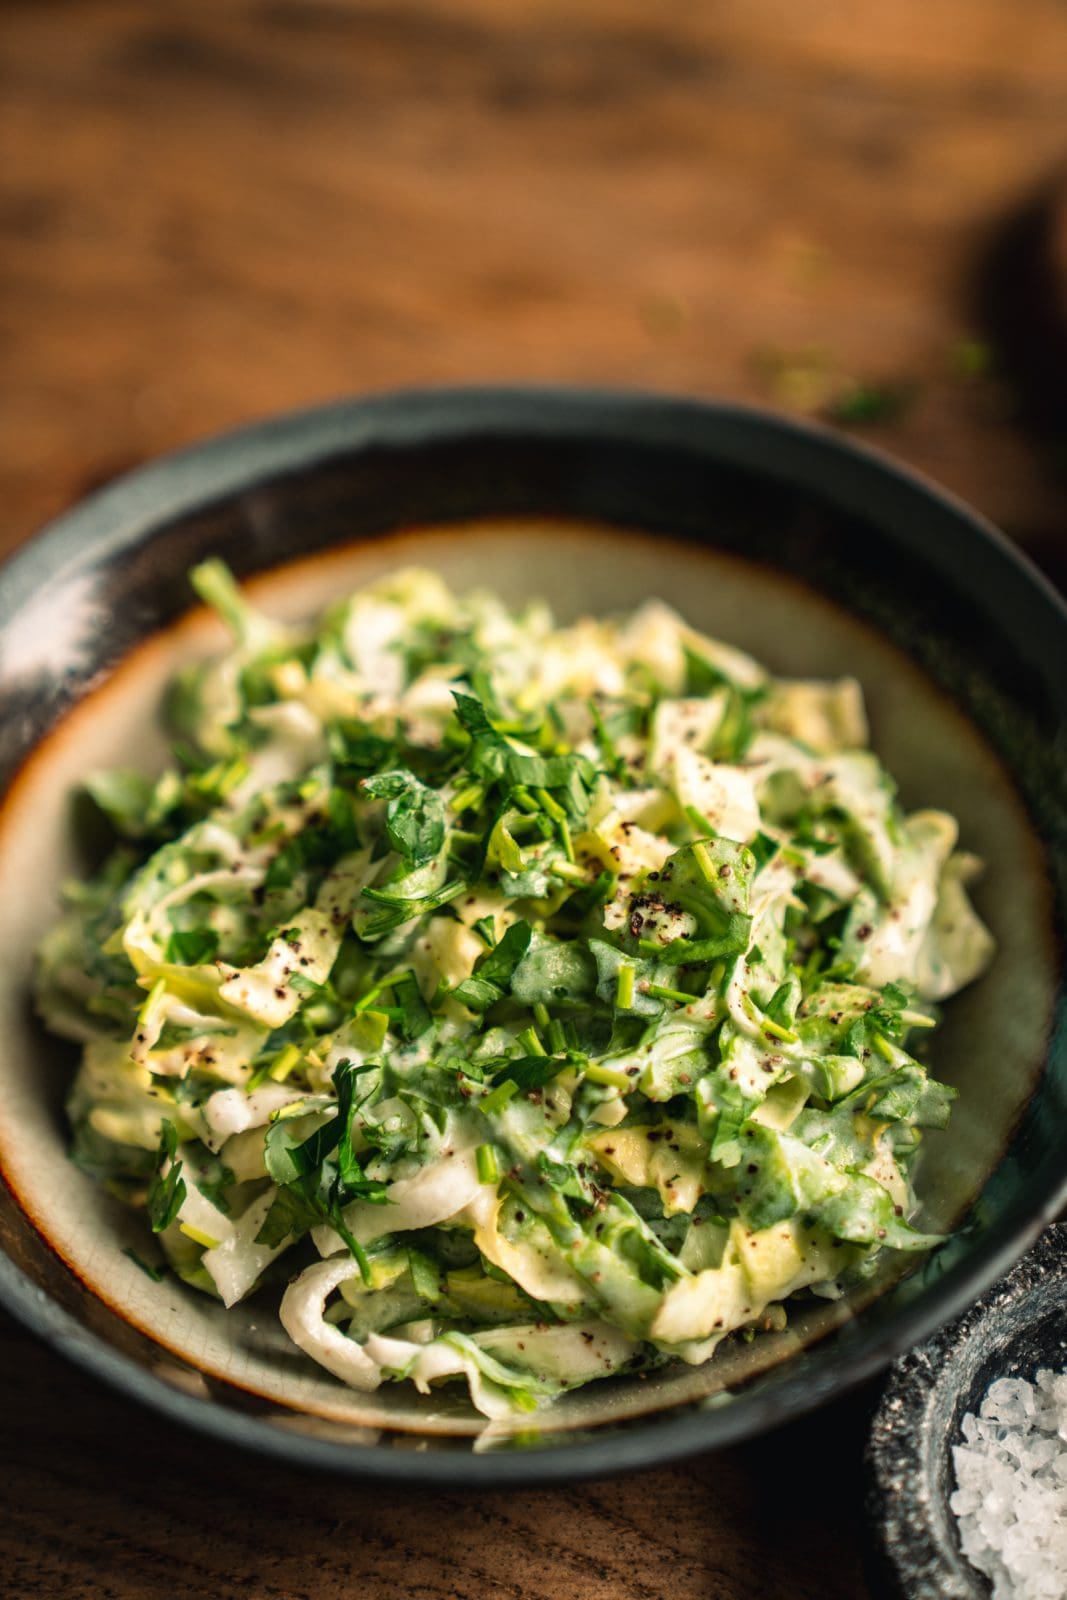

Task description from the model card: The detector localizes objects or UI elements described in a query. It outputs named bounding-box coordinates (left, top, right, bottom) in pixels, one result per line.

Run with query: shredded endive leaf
left=36, top=565, right=994, bottom=1418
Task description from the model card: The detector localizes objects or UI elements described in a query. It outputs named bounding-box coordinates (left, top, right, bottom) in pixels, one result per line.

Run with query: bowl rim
left=1, top=383, right=1065, bottom=1487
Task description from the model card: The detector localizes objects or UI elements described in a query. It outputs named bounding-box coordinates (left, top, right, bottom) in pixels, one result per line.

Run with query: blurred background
left=3, top=0, right=1067, bottom=589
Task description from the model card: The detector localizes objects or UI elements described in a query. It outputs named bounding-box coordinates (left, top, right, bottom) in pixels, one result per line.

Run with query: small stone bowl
left=865, top=1222, right=1067, bottom=1598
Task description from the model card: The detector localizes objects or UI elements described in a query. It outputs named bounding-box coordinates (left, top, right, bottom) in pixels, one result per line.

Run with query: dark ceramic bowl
left=0, top=387, right=1065, bottom=1485
left=866, top=1223, right=1067, bottom=1599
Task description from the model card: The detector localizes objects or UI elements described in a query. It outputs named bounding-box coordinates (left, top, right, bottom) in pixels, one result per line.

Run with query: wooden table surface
left=2, top=4, right=1066, bottom=1597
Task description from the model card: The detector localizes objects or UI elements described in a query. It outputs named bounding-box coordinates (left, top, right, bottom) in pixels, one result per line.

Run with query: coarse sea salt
left=950, top=1369, right=1067, bottom=1599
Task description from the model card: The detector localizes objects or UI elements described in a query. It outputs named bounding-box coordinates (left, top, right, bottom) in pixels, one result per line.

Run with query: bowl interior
left=0, top=396, right=1063, bottom=1473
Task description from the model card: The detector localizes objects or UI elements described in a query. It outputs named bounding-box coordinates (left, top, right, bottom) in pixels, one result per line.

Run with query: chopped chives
left=615, top=963, right=636, bottom=1010
left=584, top=1062, right=633, bottom=1091
left=898, top=1009, right=936, bottom=1029
left=644, top=982, right=702, bottom=1005
left=450, top=783, right=484, bottom=814
left=510, top=786, right=540, bottom=814
left=179, top=1223, right=220, bottom=1250
left=760, top=1016, right=798, bottom=1044
left=691, top=841, right=716, bottom=883
left=269, top=1043, right=302, bottom=1081
left=480, top=1078, right=518, bottom=1116
left=535, top=787, right=567, bottom=823
left=476, top=1144, right=500, bottom=1184
left=871, top=1032, right=897, bottom=1062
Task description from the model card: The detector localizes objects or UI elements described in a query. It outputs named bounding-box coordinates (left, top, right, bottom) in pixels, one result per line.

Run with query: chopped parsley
left=36, top=563, right=994, bottom=1422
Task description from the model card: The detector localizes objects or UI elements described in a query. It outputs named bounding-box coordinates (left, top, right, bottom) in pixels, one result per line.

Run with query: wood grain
left=3, top=0, right=1067, bottom=565
left=2, top=3, right=1067, bottom=1597
left=0, top=1310, right=873, bottom=1600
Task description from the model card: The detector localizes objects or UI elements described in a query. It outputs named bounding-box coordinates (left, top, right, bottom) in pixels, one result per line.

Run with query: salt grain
left=951, top=1369, right=1067, bottom=1598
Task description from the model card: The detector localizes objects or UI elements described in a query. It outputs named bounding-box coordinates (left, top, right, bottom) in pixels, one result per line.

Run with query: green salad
left=35, top=563, right=995, bottom=1419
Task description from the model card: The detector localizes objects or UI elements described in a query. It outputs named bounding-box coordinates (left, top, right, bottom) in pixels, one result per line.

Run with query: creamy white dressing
left=38, top=565, right=994, bottom=1423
